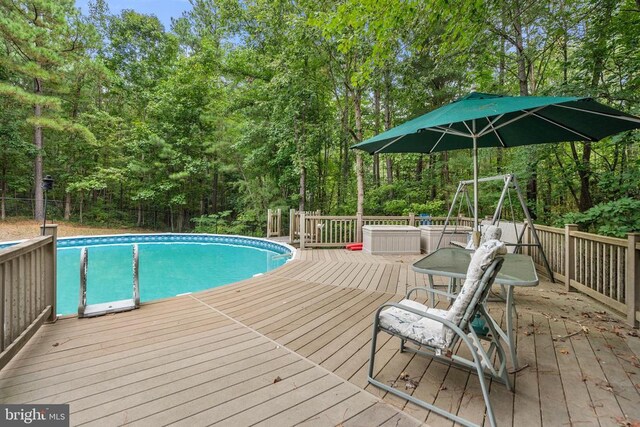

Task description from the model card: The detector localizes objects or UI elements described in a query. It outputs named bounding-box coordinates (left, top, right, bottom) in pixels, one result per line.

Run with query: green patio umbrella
left=351, top=92, right=640, bottom=230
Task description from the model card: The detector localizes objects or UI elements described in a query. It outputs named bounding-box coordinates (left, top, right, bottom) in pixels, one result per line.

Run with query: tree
left=0, top=0, right=92, bottom=219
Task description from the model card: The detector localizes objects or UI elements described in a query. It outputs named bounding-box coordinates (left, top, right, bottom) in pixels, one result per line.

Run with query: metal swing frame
left=437, top=173, right=555, bottom=282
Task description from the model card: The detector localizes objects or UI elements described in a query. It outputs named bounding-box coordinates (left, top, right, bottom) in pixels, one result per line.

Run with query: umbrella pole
left=473, top=124, right=479, bottom=232
left=472, top=123, right=482, bottom=247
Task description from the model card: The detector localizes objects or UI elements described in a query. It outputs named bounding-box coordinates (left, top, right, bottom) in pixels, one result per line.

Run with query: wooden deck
left=2, top=248, right=640, bottom=426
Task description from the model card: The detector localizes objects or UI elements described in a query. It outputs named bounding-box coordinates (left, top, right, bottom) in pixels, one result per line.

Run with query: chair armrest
left=375, top=302, right=460, bottom=332
left=406, top=286, right=456, bottom=300
left=449, top=240, right=467, bottom=248
left=373, top=302, right=473, bottom=349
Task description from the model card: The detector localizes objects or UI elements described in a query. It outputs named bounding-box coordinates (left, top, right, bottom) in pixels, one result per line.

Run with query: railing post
left=626, top=233, right=640, bottom=328
left=408, top=212, right=415, bottom=227
left=356, top=212, right=363, bottom=243
left=300, top=212, right=306, bottom=250
left=289, top=209, right=296, bottom=243
left=276, top=208, right=282, bottom=236
left=564, top=224, right=577, bottom=292
left=41, top=224, right=57, bottom=323
left=266, top=209, right=272, bottom=237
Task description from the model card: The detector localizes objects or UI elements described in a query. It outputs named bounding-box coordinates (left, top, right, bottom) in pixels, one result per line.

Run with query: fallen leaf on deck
left=598, top=381, right=614, bottom=392
left=52, top=342, right=59, bottom=347
left=439, top=385, right=447, bottom=391
left=273, top=376, right=282, bottom=384
left=628, top=330, right=639, bottom=338
left=614, top=416, right=640, bottom=427
left=560, top=349, right=570, bottom=355
left=582, top=326, right=590, bottom=334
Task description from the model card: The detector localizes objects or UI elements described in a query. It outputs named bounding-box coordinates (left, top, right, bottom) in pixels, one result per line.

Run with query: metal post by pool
left=41, top=175, right=54, bottom=235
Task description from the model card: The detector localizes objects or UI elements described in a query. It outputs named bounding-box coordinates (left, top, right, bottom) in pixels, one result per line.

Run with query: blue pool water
left=51, top=234, right=293, bottom=315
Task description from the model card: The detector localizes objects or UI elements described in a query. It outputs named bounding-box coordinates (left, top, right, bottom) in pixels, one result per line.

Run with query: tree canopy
left=1, top=0, right=638, bottom=236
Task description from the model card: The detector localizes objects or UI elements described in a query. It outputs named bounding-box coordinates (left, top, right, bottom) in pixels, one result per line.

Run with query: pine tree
left=0, top=0, right=91, bottom=219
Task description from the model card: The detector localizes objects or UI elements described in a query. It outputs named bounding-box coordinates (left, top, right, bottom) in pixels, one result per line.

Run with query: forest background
left=1, top=0, right=639, bottom=238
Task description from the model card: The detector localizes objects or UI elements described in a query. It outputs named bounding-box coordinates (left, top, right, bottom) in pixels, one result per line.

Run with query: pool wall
left=0, top=233, right=296, bottom=258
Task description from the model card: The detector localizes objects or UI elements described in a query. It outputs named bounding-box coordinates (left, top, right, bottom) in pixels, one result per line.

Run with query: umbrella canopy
left=352, top=92, right=640, bottom=154
left=351, top=92, right=640, bottom=229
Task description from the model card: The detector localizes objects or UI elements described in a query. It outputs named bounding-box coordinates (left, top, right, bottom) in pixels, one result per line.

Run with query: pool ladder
left=78, top=244, right=140, bottom=318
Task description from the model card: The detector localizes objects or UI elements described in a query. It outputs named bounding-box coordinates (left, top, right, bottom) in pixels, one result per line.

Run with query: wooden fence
left=0, top=225, right=57, bottom=370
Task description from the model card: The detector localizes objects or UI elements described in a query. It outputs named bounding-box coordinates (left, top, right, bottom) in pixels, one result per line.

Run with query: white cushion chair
left=368, top=240, right=510, bottom=427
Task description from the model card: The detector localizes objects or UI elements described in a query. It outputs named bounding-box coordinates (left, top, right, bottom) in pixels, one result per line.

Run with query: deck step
left=82, top=299, right=137, bottom=317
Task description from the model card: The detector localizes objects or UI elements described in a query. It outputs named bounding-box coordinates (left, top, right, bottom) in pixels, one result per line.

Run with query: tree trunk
left=338, top=86, right=350, bottom=206
left=526, top=170, right=537, bottom=219
left=372, top=87, right=381, bottom=187
left=79, top=192, right=84, bottom=224
left=383, top=68, right=393, bottom=190
left=33, top=78, right=44, bottom=220
left=212, top=167, right=219, bottom=213
left=299, top=165, right=306, bottom=211
left=415, top=155, right=424, bottom=182
left=353, top=88, right=365, bottom=214
left=441, top=152, right=450, bottom=204
left=137, top=203, right=142, bottom=227
left=429, top=155, right=437, bottom=200
left=64, top=192, right=71, bottom=220
left=0, top=176, right=5, bottom=220
left=512, top=1, right=529, bottom=97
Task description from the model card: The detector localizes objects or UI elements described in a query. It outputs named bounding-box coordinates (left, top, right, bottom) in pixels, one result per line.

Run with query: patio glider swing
left=368, top=240, right=510, bottom=427
left=438, top=173, right=556, bottom=282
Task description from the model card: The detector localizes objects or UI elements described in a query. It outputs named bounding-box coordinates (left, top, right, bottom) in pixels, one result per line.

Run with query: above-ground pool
left=39, top=234, right=294, bottom=316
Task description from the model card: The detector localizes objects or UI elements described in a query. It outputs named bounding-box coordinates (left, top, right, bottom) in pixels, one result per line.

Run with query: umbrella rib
left=429, top=124, right=454, bottom=153
left=429, top=126, right=471, bottom=138
left=373, top=134, right=408, bottom=154
left=485, top=118, right=507, bottom=147
left=487, top=107, right=546, bottom=134
left=478, top=114, right=505, bottom=136
left=530, top=112, right=596, bottom=141
left=462, top=121, right=474, bottom=136
left=555, top=104, right=640, bottom=124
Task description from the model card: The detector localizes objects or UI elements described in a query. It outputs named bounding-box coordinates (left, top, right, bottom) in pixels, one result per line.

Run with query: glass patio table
left=412, top=247, right=539, bottom=369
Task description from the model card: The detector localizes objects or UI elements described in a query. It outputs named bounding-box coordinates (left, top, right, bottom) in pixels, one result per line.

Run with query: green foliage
left=192, top=211, right=233, bottom=233
left=559, top=198, right=640, bottom=237
left=1, top=0, right=638, bottom=240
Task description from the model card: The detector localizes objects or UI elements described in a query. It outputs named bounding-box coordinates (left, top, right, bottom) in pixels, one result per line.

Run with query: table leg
left=505, top=286, right=519, bottom=370
left=486, top=287, right=518, bottom=370
left=428, top=275, right=436, bottom=308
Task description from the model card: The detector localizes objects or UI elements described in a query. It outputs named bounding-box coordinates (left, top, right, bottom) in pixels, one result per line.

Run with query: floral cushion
left=379, top=240, right=507, bottom=348
left=466, top=225, right=502, bottom=250
left=379, top=299, right=449, bottom=348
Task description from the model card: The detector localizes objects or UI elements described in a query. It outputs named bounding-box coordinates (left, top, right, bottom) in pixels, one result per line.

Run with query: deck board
left=2, top=248, right=639, bottom=426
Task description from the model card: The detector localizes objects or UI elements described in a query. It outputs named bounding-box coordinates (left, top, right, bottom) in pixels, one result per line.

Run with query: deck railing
left=0, top=225, right=57, bottom=370
left=289, top=209, right=322, bottom=243
left=523, top=224, right=639, bottom=327
left=266, top=208, right=282, bottom=237
left=297, top=213, right=474, bottom=249
left=288, top=211, right=640, bottom=326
